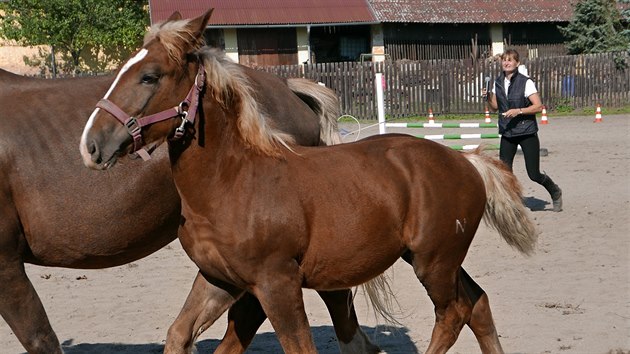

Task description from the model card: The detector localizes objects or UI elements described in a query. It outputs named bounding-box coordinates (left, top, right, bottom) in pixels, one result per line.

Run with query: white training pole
left=375, top=73, right=386, bottom=134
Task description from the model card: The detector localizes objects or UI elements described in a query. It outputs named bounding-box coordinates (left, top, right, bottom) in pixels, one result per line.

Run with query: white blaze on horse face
left=102, top=48, right=149, bottom=100
left=80, top=49, right=149, bottom=164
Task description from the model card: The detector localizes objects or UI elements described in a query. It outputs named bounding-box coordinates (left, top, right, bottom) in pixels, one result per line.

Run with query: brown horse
left=80, top=10, right=539, bottom=354
left=0, top=63, right=378, bottom=353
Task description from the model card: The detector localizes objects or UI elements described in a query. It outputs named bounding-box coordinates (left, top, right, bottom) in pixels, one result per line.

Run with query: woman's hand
left=502, top=108, right=521, bottom=118
left=484, top=87, right=498, bottom=111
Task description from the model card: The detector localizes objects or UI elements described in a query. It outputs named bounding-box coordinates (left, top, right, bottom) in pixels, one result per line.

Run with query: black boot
left=541, top=174, right=562, bottom=212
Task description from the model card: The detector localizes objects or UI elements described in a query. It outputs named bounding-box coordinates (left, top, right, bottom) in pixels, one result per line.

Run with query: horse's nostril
left=90, top=141, right=102, bottom=164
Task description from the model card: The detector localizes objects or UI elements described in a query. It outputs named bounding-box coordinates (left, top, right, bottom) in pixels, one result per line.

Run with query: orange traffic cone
left=594, top=104, right=602, bottom=123
left=484, top=106, right=491, bottom=123
left=540, top=106, right=549, bottom=124
left=428, top=108, right=435, bottom=124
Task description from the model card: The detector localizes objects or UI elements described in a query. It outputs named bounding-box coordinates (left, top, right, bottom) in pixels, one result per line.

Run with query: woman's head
left=501, top=49, right=521, bottom=74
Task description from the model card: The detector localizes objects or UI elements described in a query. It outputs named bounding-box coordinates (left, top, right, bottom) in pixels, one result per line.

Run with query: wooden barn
left=148, top=0, right=377, bottom=66
left=148, top=0, right=579, bottom=65
left=369, top=0, right=572, bottom=60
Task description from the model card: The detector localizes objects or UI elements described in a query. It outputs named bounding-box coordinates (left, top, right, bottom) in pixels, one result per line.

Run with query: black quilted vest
left=494, top=71, right=538, bottom=137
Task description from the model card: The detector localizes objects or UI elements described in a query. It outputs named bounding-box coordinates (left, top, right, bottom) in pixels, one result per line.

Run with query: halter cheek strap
left=95, top=63, right=206, bottom=160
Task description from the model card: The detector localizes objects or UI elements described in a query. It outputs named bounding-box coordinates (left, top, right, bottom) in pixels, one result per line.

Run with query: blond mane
left=144, top=19, right=293, bottom=156
left=144, top=19, right=203, bottom=68
left=198, top=47, right=295, bottom=156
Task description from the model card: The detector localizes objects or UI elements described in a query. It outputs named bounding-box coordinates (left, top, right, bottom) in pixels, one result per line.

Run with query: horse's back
left=295, top=135, right=480, bottom=184
left=0, top=68, right=39, bottom=94
left=0, top=68, right=32, bottom=83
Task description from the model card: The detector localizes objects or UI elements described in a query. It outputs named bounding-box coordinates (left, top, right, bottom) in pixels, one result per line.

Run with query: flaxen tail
left=464, top=148, right=539, bottom=255
left=287, top=78, right=342, bottom=145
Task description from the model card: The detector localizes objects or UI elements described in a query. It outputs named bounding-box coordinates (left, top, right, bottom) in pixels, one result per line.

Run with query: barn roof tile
left=368, top=0, right=575, bottom=23
left=149, top=0, right=377, bottom=26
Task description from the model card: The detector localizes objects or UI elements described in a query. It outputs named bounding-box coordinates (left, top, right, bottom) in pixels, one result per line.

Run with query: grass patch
left=550, top=105, right=630, bottom=117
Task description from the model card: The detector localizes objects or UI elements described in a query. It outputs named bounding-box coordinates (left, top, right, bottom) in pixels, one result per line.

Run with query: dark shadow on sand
left=523, top=196, right=549, bottom=211
left=57, top=325, right=418, bottom=354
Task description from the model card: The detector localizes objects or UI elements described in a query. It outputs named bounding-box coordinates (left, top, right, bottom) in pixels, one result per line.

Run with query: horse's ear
left=167, top=11, right=182, bottom=22
left=187, top=8, right=214, bottom=42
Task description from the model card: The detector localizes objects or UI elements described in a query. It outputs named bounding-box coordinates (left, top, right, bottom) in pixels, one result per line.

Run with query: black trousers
left=499, top=133, right=545, bottom=184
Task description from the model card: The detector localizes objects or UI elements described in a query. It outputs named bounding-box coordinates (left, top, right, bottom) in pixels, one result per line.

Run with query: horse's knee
left=1, top=312, right=62, bottom=354
left=0, top=259, right=63, bottom=354
left=164, top=321, right=195, bottom=354
left=165, top=272, right=240, bottom=354
left=469, top=293, right=496, bottom=335
left=460, top=269, right=504, bottom=353
left=468, top=293, right=504, bottom=354
left=20, top=337, right=63, bottom=354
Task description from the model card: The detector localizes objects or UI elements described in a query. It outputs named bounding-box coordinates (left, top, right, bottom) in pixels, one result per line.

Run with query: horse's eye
left=141, top=74, right=160, bottom=85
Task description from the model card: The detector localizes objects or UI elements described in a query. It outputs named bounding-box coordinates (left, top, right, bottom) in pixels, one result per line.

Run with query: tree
left=620, top=0, right=630, bottom=44
left=0, top=0, right=149, bottom=76
left=559, top=0, right=629, bottom=54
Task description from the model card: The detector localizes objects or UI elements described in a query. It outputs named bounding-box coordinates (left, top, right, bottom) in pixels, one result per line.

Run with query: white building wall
left=223, top=28, right=239, bottom=63
left=297, top=27, right=309, bottom=64
left=371, top=24, right=386, bottom=62
left=490, top=24, right=504, bottom=56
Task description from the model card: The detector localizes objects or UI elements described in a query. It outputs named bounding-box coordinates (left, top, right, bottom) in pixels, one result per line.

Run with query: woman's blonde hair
left=501, top=49, right=521, bottom=63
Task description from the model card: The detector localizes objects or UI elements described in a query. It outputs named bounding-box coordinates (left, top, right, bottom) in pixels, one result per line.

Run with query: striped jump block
left=416, top=133, right=501, bottom=141
left=449, top=144, right=500, bottom=151
left=386, top=122, right=498, bottom=129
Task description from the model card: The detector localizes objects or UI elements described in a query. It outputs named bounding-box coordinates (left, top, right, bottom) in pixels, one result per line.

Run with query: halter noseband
left=96, top=63, right=206, bottom=160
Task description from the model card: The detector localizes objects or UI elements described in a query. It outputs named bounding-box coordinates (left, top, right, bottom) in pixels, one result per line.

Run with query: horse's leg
left=411, top=250, right=505, bottom=354
left=318, top=289, right=380, bottom=354
left=408, top=248, right=467, bottom=351
left=164, top=271, right=243, bottom=354
left=166, top=276, right=373, bottom=353
left=0, top=257, right=62, bottom=354
left=252, top=267, right=316, bottom=353
left=460, top=268, right=504, bottom=353
left=213, top=291, right=267, bottom=354
left=411, top=252, right=466, bottom=354
left=209, top=288, right=378, bottom=354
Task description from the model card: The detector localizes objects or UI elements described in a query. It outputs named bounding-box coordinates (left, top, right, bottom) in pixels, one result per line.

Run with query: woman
left=483, top=49, right=562, bottom=212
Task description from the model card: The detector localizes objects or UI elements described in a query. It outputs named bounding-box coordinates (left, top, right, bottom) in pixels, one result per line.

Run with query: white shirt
left=492, top=77, right=538, bottom=98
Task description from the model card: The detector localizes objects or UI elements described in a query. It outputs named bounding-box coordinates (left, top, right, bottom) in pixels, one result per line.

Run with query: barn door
left=237, top=28, right=297, bottom=67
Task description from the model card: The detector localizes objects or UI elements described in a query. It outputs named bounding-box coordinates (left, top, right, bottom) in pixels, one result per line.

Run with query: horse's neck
left=169, top=114, right=258, bottom=223
left=169, top=102, right=250, bottom=182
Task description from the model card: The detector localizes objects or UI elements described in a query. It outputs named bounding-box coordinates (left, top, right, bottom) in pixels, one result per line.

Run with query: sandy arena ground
left=1, top=114, right=629, bottom=353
